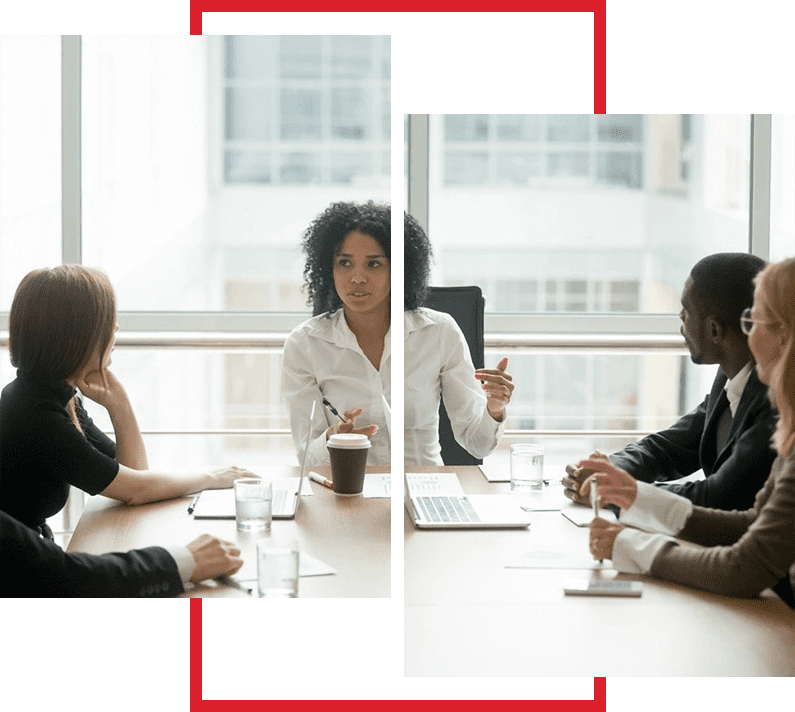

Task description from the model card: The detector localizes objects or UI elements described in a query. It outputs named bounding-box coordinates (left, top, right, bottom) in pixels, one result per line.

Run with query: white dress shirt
left=725, top=361, right=754, bottom=417
left=282, top=310, right=391, bottom=467
left=404, top=308, right=504, bottom=466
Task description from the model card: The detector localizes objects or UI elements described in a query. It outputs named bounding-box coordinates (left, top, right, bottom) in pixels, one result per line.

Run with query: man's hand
left=187, top=534, right=243, bottom=582
left=562, top=450, right=607, bottom=505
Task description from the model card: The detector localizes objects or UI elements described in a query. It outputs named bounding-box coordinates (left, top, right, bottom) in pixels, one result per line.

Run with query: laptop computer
left=191, top=400, right=315, bottom=521
left=405, top=472, right=531, bottom=529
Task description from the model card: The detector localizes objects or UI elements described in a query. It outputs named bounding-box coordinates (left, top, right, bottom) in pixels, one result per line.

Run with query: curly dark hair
left=301, top=201, right=431, bottom=316
left=404, top=212, right=433, bottom=310
left=302, top=201, right=391, bottom=316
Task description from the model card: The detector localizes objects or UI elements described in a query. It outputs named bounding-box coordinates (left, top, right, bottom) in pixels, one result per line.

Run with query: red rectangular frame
left=190, top=599, right=607, bottom=709
left=188, top=1, right=607, bottom=113
left=188, top=4, right=607, bottom=706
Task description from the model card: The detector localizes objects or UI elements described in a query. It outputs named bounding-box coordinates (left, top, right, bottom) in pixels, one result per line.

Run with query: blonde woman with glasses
left=579, top=257, right=795, bottom=607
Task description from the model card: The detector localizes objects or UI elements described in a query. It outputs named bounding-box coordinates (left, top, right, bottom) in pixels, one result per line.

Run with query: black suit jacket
left=610, top=368, right=777, bottom=510
left=0, top=510, right=184, bottom=597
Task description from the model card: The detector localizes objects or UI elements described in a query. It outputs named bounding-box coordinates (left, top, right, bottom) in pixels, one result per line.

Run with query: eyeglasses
left=740, top=307, right=770, bottom=336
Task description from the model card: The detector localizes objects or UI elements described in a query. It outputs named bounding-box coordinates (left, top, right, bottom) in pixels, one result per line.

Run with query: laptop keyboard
left=417, top=495, right=481, bottom=523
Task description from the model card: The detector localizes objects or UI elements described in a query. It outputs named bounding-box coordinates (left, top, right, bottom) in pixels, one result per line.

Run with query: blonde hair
left=754, top=258, right=795, bottom=456
left=9, top=265, right=117, bottom=431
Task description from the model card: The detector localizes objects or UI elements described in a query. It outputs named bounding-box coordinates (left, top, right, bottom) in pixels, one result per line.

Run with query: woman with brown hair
left=579, top=257, right=795, bottom=607
left=0, top=265, right=252, bottom=538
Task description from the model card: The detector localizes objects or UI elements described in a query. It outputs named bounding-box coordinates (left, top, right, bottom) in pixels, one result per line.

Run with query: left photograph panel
left=0, top=34, right=391, bottom=598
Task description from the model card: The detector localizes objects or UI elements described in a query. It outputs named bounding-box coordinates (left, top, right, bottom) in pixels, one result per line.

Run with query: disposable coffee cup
left=327, top=433, right=371, bottom=496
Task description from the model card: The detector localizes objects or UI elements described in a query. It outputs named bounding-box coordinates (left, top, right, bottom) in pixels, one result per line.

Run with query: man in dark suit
left=564, top=253, right=777, bottom=511
left=1, top=509, right=242, bottom=597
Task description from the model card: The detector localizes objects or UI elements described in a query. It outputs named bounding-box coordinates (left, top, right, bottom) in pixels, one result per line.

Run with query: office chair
left=423, top=286, right=485, bottom=466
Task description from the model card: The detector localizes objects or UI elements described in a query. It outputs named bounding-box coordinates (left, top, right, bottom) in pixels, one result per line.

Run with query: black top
left=611, top=368, right=777, bottom=510
left=0, top=371, right=120, bottom=531
left=0, top=509, right=182, bottom=597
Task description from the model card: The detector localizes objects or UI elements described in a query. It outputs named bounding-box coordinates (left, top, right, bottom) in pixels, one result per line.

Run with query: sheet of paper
left=560, top=502, right=619, bottom=527
left=191, top=478, right=314, bottom=519
left=405, top=472, right=464, bottom=496
left=479, top=462, right=510, bottom=483
left=233, top=552, right=336, bottom=583
left=512, top=482, right=567, bottom=511
left=363, top=473, right=391, bottom=498
left=291, top=476, right=314, bottom=495
left=505, top=546, right=615, bottom=571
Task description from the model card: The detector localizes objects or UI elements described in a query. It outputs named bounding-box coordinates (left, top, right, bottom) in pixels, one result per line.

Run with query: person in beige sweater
left=579, top=257, right=795, bottom=607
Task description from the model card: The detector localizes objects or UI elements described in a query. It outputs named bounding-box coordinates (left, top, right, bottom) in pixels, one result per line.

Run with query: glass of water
left=257, top=539, right=299, bottom=598
left=510, top=443, right=545, bottom=510
left=234, top=478, right=272, bottom=532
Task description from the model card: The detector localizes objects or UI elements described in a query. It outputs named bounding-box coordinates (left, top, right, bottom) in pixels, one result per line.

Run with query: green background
left=0, top=0, right=795, bottom=712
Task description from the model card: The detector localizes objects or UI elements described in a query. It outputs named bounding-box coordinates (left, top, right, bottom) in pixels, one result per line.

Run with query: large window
left=0, top=36, right=61, bottom=309
left=407, top=113, right=776, bottom=473
left=1, top=36, right=390, bottom=533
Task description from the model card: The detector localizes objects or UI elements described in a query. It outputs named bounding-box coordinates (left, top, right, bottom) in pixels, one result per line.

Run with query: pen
left=187, top=494, right=200, bottom=515
left=308, top=470, right=334, bottom=490
left=591, top=479, right=603, bottom=564
left=322, top=397, right=347, bottom=422
left=221, top=577, right=253, bottom=595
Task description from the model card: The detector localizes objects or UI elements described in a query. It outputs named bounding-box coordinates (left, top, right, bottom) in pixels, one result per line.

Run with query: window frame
left=406, top=113, right=773, bottom=340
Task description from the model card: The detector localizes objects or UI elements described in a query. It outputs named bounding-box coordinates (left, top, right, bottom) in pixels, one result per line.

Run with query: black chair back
left=423, top=286, right=485, bottom=466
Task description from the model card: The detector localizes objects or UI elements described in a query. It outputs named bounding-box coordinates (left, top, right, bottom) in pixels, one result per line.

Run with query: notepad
left=560, top=501, right=618, bottom=527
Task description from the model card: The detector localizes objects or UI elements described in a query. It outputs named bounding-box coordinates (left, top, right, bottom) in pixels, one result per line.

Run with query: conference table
left=68, top=466, right=390, bottom=598
left=404, top=466, right=795, bottom=677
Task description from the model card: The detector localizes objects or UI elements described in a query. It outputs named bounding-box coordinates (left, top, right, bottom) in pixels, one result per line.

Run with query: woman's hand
left=205, top=466, right=258, bottom=490
left=589, top=517, right=625, bottom=561
left=325, top=407, right=379, bottom=440
left=475, top=358, right=515, bottom=422
left=579, top=456, right=638, bottom=511
left=76, top=368, right=128, bottom=411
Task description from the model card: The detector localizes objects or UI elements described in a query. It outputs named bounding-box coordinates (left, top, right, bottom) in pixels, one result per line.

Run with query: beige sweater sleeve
left=650, top=456, right=795, bottom=599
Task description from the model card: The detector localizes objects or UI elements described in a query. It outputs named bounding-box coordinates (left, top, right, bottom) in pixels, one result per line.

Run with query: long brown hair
left=754, top=258, right=795, bottom=456
left=9, top=266, right=117, bottom=429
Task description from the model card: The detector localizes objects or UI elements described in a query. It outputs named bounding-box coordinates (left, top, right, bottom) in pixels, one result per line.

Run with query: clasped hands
left=563, top=452, right=639, bottom=561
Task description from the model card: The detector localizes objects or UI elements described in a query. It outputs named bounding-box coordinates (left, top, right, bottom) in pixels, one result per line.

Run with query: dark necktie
left=715, top=403, right=733, bottom=454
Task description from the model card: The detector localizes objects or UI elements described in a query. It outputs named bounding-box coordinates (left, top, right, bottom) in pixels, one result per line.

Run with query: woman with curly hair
left=282, top=202, right=391, bottom=466
left=580, top=257, right=795, bottom=607
left=0, top=265, right=253, bottom=540
left=283, top=203, right=513, bottom=465
left=404, top=213, right=515, bottom=466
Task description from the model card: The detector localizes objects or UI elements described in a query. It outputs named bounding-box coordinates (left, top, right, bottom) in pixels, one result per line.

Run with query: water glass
left=234, top=478, right=272, bottom=532
left=510, top=444, right=545, bottom=510
left=257, top=539, right=299, bottom=598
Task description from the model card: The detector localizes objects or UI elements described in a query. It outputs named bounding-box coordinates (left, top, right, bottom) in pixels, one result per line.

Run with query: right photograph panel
left=403, top=114, right=795, bottom=677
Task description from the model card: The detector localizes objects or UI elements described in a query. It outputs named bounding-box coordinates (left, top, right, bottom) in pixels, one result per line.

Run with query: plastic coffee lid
left=327, top=433, right=371, bottom=449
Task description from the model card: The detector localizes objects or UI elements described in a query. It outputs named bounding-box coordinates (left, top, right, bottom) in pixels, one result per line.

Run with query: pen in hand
left=591, top=479, right=603, bottom=564
left=322, top=398, right=347, bottom=422
left=187, top=494, right=200, bottom=515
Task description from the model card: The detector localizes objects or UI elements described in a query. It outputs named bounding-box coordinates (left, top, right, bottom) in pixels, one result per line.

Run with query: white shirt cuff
left=612, top=528, right=677, bottom=574
left=619, top=480, right=693, bottom=535
left=165, top=545, right=196, bottom=584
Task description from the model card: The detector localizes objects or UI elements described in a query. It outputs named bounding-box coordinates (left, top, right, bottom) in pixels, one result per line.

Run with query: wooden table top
left=404, top=466, right=795, bottom=676
left=68, top=466, right=390, bottom=598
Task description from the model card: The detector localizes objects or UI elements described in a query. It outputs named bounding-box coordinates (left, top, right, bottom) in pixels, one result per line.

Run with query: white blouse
left=404, top=308, right=504, bottom=466
left=611, top=481, right=693, bottom=573
left=282, top=310, right=391, bottom=467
